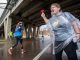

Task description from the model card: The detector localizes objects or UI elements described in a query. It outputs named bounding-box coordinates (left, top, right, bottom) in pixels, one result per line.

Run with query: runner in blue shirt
left=8, top=21, right=25, bottom=55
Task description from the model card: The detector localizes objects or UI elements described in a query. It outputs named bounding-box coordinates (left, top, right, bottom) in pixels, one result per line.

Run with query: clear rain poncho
left=47, top=12, right=79, bottom=54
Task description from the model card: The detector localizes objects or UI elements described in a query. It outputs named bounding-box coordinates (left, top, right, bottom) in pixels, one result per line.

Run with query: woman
left=8, top=21, right=24, bottom=55
left=41, top=3, right=79, bottom=60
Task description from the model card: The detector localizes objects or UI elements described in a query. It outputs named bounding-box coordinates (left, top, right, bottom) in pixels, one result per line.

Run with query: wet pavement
left=0, top=37, right=53, bottom=60
left=0, top=36, right=80, bottom=60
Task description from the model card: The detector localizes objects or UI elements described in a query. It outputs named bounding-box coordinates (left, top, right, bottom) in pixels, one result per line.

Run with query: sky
left=0, top=0, right=7, bottom=17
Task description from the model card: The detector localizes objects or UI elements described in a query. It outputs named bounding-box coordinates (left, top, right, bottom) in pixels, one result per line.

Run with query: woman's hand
left=41, top=12, right=46, bottom=18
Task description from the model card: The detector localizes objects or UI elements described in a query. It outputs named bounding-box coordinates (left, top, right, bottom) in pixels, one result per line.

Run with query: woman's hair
left=51, top=3, right=61, bottom=8
left=17, top=21, right=23, bottom=25
left=50, top=3, right=61, bottom=12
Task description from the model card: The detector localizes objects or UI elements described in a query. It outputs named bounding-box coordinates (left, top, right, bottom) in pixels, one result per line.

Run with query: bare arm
left=72, top=20, right=80, bottom=40
left=72, top=20, right=80, bottom=34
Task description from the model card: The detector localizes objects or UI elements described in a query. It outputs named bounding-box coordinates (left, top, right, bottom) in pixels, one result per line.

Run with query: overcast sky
left=0, top=0, right=7, bottom=17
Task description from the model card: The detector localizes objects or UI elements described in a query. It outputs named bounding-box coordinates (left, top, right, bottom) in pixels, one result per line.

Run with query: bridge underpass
left=0, top=0, right=80, bottom=60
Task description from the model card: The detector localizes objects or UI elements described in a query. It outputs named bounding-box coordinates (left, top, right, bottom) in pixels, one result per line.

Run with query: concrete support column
left=26, top=27, right=28, bottom=38
left=36, top=27, right=39, bottom=37
left=27, top=26, right=29, bottom=39
left=29, top=26, right=32, bottom=38
left=33, top=27, right=36, bottom=38
left=27, top=25, right=31, bottom=39
left=24, top=26, right=27, bottom=39
left=4, top=17, right=12, bottom=40
left=35, top=27, right=37, bottom=37
left=30, top=26, right=33, bottom=38
left=31, top=27, right=33, bottom=38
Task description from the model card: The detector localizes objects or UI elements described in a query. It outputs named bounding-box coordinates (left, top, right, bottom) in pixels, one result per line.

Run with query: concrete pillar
left=29, top=26, right=32, bottom=38
left=4, top=17, right=12, bottom=40
left=36, top=27, right=39, bottom=37
left=33, top=27, right=36, bottom=38
left=27, top=25, right=31, bottom=39
left=26, top=28, right=28, bottom=38
left=31, top=27, right=33, bottom=38
left=30, top=27, right=33, bottom=38
left=25, top=25, right=28, bottom=38
left=27, top=26, right=29, bottom=38
left=33, top=26, right=38, bottom=38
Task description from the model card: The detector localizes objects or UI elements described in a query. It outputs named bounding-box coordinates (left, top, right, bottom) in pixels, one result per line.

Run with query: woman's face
left=18, top=22, right=23, bottom=26
left=50, top=5, right=60, bottom=15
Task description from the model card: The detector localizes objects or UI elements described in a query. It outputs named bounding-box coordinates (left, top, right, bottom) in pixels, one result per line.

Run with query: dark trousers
left=12, top=36, right=23, bottom=49
left=55, top=41, right=78, bottom=60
